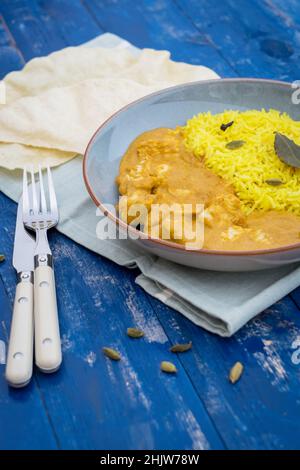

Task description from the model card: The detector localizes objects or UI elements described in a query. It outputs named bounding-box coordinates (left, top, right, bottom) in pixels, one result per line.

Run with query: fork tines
left=22, top=166, right=58, bottom=226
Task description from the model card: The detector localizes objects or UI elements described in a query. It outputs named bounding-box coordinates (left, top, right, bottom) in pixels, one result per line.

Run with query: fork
left=23, top=165, right=62, bottom=373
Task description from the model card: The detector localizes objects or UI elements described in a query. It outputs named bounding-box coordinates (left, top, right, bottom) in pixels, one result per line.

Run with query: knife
left=5, top=196, right=35, bottom=387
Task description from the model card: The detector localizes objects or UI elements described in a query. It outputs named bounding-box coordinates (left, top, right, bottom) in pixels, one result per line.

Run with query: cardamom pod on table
left=102, top=347, right=121, bottom=361
left=170, top=342, right=192, bottom=353
left=160, top=361, right=177, bottom=374
left=127, top=327, right=144, bottom=338
left=229, top=362, right=244, bottom=384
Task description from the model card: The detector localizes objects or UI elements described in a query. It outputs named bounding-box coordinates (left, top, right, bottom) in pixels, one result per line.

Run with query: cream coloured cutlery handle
left=5, top=274, right=34, bottom=387
left=34, top=262, right=62, bottom=372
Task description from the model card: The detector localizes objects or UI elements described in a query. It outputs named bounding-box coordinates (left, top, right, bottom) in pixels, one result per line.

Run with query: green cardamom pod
left=102, top=347, right=121, bottom=361
left=226, top=140, right=245, bottom=150
left=127, top=327, right=144, bottom=338
left=265, top=178, right=284, bottom=186
left=170, top=341, right=192, bottom=353
left=229, top=362, right=243, bottom=384
left=160, top=361, right=177, bottom=374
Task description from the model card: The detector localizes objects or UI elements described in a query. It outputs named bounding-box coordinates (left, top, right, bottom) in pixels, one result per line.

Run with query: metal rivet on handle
left=42, top=338, right=52, bottom=345
left=13, top=352, right=23, bottom=359
left=18, top=297, right=28, bottom=304
left=39, top=281, right=49, bottom=288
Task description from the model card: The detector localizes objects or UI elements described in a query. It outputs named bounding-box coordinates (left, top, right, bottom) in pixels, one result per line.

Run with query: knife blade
left=5, top=196, right=35, bottom=388
left=13, top=195, right=35, bottom=273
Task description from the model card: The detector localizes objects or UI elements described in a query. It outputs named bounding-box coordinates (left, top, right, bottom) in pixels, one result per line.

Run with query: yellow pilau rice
left=182, top=109, right=300, bottom=215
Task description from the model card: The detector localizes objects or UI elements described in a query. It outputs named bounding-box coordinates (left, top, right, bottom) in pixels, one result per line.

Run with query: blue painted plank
left=83, top=0, right=236, bottom=77
left=0, top=192, right=224, bottom=450
left=0, top=15, right=24, bottom=78
left=0, top=0, right=102, bottom=60
left=259, top=0, right=300, bottom=33
left=0, top=0, right=66, bottom=59
left=176, top=0, right=299, bottom=81
left=149, top=293, right=300, bottom=450
left=37, top=0, right=102, bottom=45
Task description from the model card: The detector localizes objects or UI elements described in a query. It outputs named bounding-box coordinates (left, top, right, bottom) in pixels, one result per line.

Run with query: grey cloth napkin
left=1, top=33, right=299, bottom=337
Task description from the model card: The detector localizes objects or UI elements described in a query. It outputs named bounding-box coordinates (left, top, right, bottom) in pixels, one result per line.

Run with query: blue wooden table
left=1, top=0, right=300, bottom=451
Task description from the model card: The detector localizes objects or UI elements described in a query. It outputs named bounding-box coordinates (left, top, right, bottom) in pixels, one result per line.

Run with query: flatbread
left=3, top=47, right=218, bottom=105
left=0, top=78, right=167, bottom=154
left=0, top=45, right=218, bottom=170
left=0, top=143, right=75, bottom=171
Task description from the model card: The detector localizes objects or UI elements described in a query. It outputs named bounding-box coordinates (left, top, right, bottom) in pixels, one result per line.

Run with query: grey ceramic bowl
left=83, top=78, right=300, bottom=271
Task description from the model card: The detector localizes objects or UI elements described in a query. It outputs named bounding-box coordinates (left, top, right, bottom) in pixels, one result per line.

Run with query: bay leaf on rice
left=274, top=132, right=300, bottom=168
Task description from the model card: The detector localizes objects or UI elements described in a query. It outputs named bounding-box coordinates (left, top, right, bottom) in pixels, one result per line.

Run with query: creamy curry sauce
left=116, top=128, right=300, bottom=250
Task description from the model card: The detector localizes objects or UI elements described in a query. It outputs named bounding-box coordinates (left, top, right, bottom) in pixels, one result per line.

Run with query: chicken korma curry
left=116, top=110, right=300, bottom=251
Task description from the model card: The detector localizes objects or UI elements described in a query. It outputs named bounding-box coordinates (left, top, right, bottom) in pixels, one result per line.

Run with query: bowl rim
left=83, top=77, right=300, bottom=257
